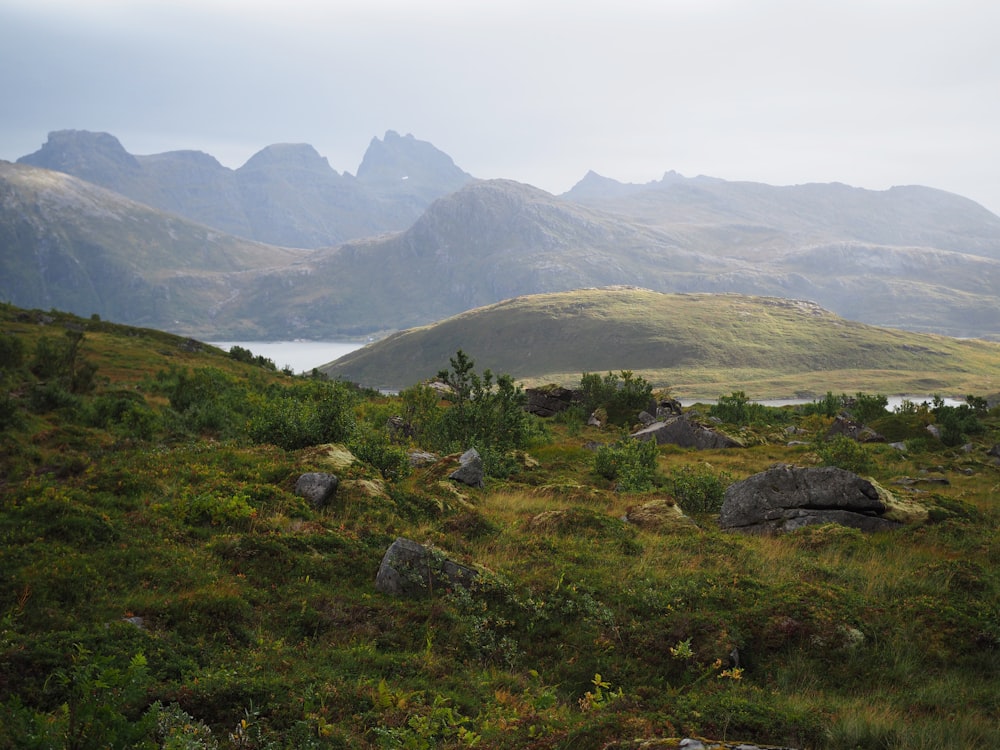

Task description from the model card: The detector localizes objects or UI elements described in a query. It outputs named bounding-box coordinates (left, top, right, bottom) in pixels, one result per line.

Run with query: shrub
left=851, top=392, right=888, bottom=425
left=579, top=370, right=653, bottom=426
left=429, top=351, right=541, bottom=475
left=815, top=435, right=874, bottom=474
left=669, top=464, right=732, bottom=513
left=594, top=438, right=659, bottom=491
left=349, top=425, right=411, bottom=481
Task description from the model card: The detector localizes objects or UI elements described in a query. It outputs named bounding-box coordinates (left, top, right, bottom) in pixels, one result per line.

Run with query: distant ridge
left=6, top=130, right=1000, bottom=341
left=17, top=129, right=473, bottom=247
left=318, top=287, right=1000, bottom=398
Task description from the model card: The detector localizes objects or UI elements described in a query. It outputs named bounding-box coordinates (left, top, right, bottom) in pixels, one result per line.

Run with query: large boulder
left=294, top=472, right=339, bottom=509
left=449, top=448, right=484, bottom=488
left=524, top=385, right=581, bottom=417
left=375, top=537, right=478, bottom=597
left=719, top=465, right=902, bottom=534
left=631, top=414, right=742, bottom=450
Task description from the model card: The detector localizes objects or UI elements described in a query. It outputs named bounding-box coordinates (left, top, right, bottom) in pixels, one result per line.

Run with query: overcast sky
left=3, top=0, right=999, bottom=213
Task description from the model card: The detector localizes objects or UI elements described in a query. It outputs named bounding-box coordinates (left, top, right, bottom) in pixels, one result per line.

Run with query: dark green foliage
left=30, top=330, right=97, bottom=394
left=0, top=333, right=26, bottom=371
left=710, top=390, right=791, bottom=425
left=429, top=350, right=540, bottom=477
left=669, top=464, right=733, bottom=513
left=800, top=390, right=847, bottom=417
left=349, top=425, right=411, bottom=481
left=815, top=434, right=875, bottom=474
left=228, top=344, right=277, bottom=371
left=579, top=370, right=653, bottom=426
left=851, top=392, right=888, bottom=425
left=932, top=395, right=985, bottom=446
left=594, top=438, right=659, bottom=491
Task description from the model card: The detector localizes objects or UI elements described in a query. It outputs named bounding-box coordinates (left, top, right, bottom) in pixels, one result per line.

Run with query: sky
left=2, top=0, right=999, bottom=214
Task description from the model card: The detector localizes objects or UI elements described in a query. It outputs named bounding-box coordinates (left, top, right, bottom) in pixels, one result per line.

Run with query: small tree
left=579, top=370, right=653, bottom=426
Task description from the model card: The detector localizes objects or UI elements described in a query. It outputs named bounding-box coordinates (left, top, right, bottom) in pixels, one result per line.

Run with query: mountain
left=318, top=287, right=1000, bottom=397
left=563, top=170, right=1000, bottom=261
left=6, top=135, right=1000, bottom=340
left=198, top=178, right=1000, bottom=340
left=0, top=161, right=306, bottom=330
left=17, top=129, right=473, bottom=248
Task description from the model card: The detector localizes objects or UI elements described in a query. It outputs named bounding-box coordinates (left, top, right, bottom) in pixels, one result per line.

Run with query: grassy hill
left=1, top=302, right=998, bottom=748
left=320, top=287, right=1000, bottom=398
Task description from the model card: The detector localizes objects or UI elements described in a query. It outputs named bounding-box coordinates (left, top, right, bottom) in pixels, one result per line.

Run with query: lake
left=208, top=340, right=366, bottom=374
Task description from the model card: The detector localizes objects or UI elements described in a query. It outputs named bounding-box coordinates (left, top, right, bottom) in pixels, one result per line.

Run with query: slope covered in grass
left=1, top=303, right=998, bottom=749
left=321, top=287, right=1000, bottom=397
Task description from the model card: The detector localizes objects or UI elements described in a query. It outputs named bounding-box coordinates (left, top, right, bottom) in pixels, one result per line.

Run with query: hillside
left=319, top=287, right=1000, bottom=397
left=18, top=129, right=473, bottom=247
left=1, top=302, right=998, bottom=748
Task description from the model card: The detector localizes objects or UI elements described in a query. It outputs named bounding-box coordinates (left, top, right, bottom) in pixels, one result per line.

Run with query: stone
left=719, top=464, right=902, bottom=534
left=375, top=537, right=478, bottom=598
left=631, top=414, right=742, bottom=450
left=408, top=450, right=439, bottom=467
left=449, top=448, right=484, bottom=488
left=827, top=415, right=885, bottom=443
left=524, top=385, right=581, bottom=417
left=294, top=472, right=339, bottom=509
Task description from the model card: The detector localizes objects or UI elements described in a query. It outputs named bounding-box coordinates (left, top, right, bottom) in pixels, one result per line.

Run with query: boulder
left=631, top=414, right=742, bottom=450
left=294, top=472, right=339, bottom=509
left=719, top=465, right=902, bottom=534
left=827, top=415, right=885, bottom=443
left=449, top=448, right=484, bottom=488
left=375, top=537, right=478, bottom=597
left=524, top=385, right=581, bottom=417
left=408, top=450, right=439, bottom=467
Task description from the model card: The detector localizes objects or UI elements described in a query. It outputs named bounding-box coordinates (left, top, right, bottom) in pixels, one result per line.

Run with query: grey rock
left=408, top=450, right=439, bottom=467
left=720, top=464, right=901, bottom=534
left=449, top=448, right=484, bottom=488
left=988, top=444, right=1000, bottom=458
left=631, top=414, right=742, bottom=450
left=827, top=415, right=885, bottom=443
left=524, top=385, right=580, bottom=417
left=294, top=472, right=339, bottom=509
left=926, top=424, right=941, bottom=439
left=375, top=537, right=478, bottom=598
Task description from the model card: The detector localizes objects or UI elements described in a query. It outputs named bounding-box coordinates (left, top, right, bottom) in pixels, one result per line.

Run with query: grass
left=1, top=302, right=999, bottom=749
left=320, top=288, right=1000, bottom=397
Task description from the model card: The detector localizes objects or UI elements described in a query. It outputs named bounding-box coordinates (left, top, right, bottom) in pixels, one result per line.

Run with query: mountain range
left=3, top=129, right=1000, bottom=341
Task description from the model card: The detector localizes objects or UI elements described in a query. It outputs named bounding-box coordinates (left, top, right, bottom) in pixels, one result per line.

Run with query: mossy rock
left=870, top=478, right=929, bottom=524
left=624, top=497, right=698, bottom=531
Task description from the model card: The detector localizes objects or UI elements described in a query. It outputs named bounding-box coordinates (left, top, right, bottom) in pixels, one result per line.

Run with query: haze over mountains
left=3, top=129, right=1000, bottom=341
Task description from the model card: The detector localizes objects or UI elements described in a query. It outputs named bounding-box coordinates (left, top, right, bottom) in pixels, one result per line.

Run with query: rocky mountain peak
left=356, top=130, right=471, bottom=193
left=18, top=129, right=142, bottom=184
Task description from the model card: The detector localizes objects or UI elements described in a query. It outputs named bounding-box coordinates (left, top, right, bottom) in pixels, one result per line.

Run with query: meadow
left=0, top=304, right=997, bottom=749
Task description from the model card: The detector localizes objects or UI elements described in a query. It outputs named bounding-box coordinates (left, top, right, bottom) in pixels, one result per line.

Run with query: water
left=208, top=340, right=366, bottom=374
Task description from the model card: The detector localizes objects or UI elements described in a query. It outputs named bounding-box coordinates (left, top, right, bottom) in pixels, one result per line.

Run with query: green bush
left=815, top=435, right=874, bottom=474
left=851, top=392, right=888, bottom=425
left=579, top=370, right=653, bottom=426
left=709, top=390, right=790, bottom=426
left=594, top=438, right=659, bottom=491
left=669, top=464, right=732, bottom=513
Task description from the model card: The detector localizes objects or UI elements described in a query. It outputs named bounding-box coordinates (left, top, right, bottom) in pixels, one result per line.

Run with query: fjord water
left=209, top=341, right=365, bottom=374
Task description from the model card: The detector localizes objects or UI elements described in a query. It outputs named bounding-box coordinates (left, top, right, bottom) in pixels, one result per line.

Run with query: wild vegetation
left=1, top=303, right=998, bottom=749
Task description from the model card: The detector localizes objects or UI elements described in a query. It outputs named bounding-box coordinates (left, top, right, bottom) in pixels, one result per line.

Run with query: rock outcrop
left=524, top=385, right=581, bottom=417
left=631, top=414, right=742, bottom=450
left=719, top=465, right=902, bottom=534
left=375, top=537, right=479, bottom=598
